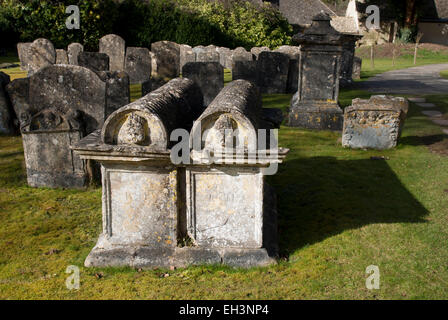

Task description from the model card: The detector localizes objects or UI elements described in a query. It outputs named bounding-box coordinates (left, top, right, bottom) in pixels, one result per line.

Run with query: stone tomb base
left=288, top=101, right=343, bottom=131
left=84, top=164, right=277, bottom=268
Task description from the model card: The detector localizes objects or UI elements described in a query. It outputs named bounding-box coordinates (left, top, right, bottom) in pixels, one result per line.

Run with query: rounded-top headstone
left=99, top=34, right=126, bottom=71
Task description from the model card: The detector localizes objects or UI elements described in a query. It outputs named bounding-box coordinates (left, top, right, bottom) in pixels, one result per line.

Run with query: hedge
left=0, top=0, right=293, bottom=51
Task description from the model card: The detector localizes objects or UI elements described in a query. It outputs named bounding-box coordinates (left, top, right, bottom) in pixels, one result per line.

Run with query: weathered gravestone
left=0, top=72, right=13, bottom=134
left=195, top=45, right=220, bottom=63
left=340, top=34, right=362, bottom=87
left=257, top=51, right=289, bottom=94
left=232, top=60, right=258, bottom=84
left=97, top=71, right=131, bottom=116
left=187, top=80, right=288, bottom=266
left=182, top=62, right=224, bottom=106
left=17, top=38, right=56, bottom=75
left=56, top=49, right=69, bottom=64
left=275, top=45, right=301, bottom=93
left=67, top=43, right=84, bottom=65
left=231, top=47, right=253, bottom=64
left=124, top=47, right=152, bottom=84
left=251, top=46, right=270, bottom=59
left=342, top=95, right=409, bottom=150
left=6, top=65, right=129, bottom=188
left=141, top=77, right=169, bottom=96
left=78, top=52, right=110, bottom=73
left=99, top=34, right=125, bottom=72
left=151, top=41, right=180, bottom=78
left=288, top=13, right=345, bottom=130
left=352, top=56, right=362, bottom=80
left=216, top=47, right=232, bottom=69
left=180, top=44, right=196, bottom=71
left=72, top=78, right=205, bottom=268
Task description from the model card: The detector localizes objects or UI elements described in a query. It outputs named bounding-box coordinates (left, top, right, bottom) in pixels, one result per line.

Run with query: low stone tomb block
left=342, top=95, right=408, bottom=150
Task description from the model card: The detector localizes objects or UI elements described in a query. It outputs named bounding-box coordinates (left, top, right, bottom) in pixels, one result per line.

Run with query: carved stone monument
left=342, top=95, right=409, bottom=150
left=6, top=65, right=126, bottom=188
left=288, top=13, right=345, bottom=130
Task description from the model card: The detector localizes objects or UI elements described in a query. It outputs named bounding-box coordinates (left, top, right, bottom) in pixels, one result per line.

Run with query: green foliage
left=0, top=0, right=293, bottom=50
left=398, top=27, right=418, bottom=44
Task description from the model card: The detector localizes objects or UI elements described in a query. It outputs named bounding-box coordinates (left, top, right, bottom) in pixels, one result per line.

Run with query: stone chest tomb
left=342, top=95, right=409, bottom=150
left=73, top=79, right=288, bottom=268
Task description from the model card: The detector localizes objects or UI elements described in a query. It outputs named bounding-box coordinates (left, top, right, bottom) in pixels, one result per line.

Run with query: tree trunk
left=405, top=0, right=417, bottom=27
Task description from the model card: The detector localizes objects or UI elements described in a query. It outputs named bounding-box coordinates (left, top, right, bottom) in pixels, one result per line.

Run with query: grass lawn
left=440, top=70, right=448, bottom=79
left=1, top=54, right=448, bottom=299
left=358, top=48, right=448, bottom=79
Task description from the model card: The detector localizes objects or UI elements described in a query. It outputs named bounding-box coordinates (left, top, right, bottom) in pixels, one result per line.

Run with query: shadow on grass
left=400, top=134, right=446, bottom=146
left=270, top=156, right=428, bottom=257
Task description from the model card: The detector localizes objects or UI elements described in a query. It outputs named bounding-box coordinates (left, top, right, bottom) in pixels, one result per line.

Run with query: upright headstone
left=352, top=56, right=362, bottom=80
left=216, top=47, right=232, bottom=69
left=97, top=71, right=131, bottom=116
left=196, top=45, right=220, bottom=63
left=183, top=62, right=224, bottom=106
left=124, top=47, right=152, bottom=84
left=72, top=78, right=205, bottom=268
left=180, top=44, right=196, bottom=71
left=231, top=47, right=253, bottom=64
left=99, top=34, right=126, bottom=71
left=257, top=51, right=289, bottom=94
left=232, top=60, right=258, bottom=84
left=288, top=14, right=345, bottom=130
left=78, top=52, right=110, bottom=73
left=17, top=38, right=56, bottom=75
left=0, top=72, right=13, bottom=134
left=67, top=43, right=84, bottom=65
left=17, top=42, right=32, bottom=72
left=340, top=34, right=362, bottom=87
left=275, top=45, right=301, bottom=93
left=342, top=95, right=408, bottom=149
left=56, top=49, right=69, bottom=64
left=151, top=41, right=180, bottom=78
left=6, top=65, right=109, bottom=188
left=251, top=46, right=270, bottom=59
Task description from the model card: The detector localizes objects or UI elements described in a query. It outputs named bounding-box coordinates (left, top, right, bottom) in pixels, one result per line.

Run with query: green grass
left=440, top=70, right=448, bottom=80
left=358, top=49, right=448, bottom=79
left=1, top=85, right=448, bottom=299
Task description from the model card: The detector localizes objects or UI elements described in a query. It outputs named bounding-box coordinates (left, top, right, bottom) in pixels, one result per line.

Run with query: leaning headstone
left=216, top=47, right=232, bottom=69
left=6, top=65, right=110, bottom=188
left=231, top=47, right=253, bottom=63
left=78, top=52, right=110, bottom=73
left=183, top=62, right=224, bottom=106
left=342, top=95, right=409, bottom=150
left=67, top=42, right=83, bottom=65
left=124, top=47, right=152, bottom=83
left=188, top=80, right=289, bottom=267
left=257, top=51, right=289, bottom=94
left=180, top=44, right=196, bottom=71
left=0, top=72, right=13, bottom=134
left=288, top=14, right=345, bottom=130
left=151, top=41, right=180, bottom=78
left=251, top=46, right=270, bottom=59
left=17, top=38, right=56, bottom=75
left=99, top=34, right=125, bottom=71
left=232, top=60, right=258, bottom=84
left=352, top=56, right=362, bottom=80
left=56, top=49, right=69, bottom=64
left=72, top=78, right=205, bottom=268
left=275, top=45, right=301, bottom=93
